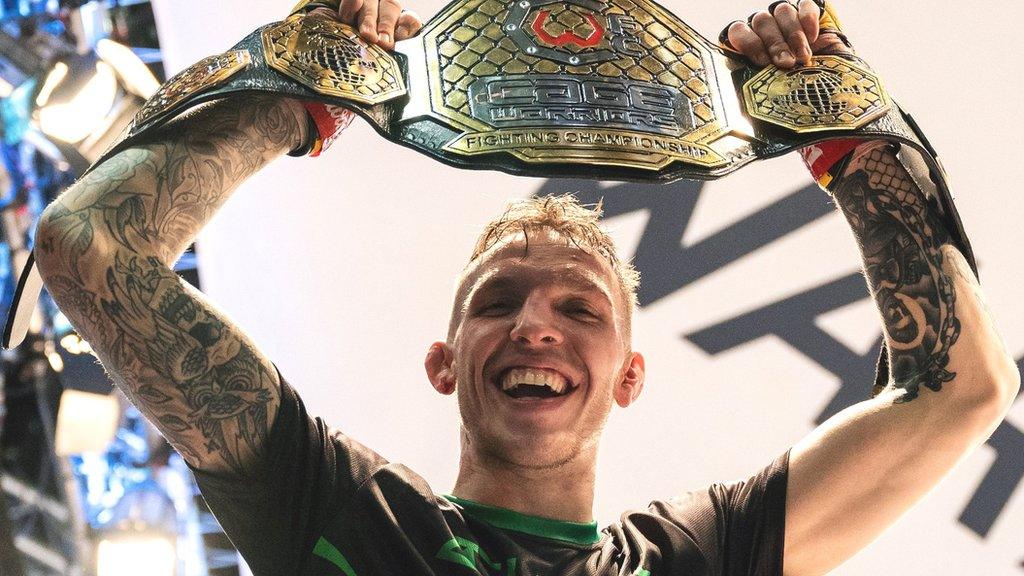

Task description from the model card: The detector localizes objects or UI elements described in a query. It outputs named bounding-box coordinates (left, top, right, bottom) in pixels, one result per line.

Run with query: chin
left=483, top=428, right=584, bottom=470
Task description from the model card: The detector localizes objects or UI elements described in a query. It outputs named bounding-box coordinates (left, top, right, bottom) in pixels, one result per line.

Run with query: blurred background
left=0, top=2, right=229, bottom=575
left=0, top=0, right=1020, bottom=575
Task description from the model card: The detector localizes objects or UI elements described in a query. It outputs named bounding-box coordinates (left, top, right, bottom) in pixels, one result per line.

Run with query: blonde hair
left=469, top=194, right=639, bottom=305
left=449, top=194, right=640, bottom=340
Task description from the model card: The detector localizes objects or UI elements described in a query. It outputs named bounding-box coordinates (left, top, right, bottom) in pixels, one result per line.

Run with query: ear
left=425, top=342, right=456, bottom=395
left=613, top=352, right=645, bottom=408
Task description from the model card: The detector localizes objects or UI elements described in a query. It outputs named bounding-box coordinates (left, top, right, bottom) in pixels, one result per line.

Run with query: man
left=30, top=0, right=1019, bottom=574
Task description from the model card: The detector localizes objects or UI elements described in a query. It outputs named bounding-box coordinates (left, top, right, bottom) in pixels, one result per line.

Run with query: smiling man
left=429, top=203, right=646, bottom=525
left=28, top=0, right=1019, bottom=575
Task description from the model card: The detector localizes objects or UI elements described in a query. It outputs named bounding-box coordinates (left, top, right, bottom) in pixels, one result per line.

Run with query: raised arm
left=34, top=94, right=307, bottom=476
left=781, top=141, right=1018, bottom=576
left=726, top=4, right=1019, bottom=575
left=32, top=1, right=423, bottom=477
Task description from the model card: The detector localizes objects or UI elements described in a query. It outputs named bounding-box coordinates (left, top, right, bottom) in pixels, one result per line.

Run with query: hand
left=724, top=0, right=851, bottom=68
left=311, top=0, right=423, bottom=50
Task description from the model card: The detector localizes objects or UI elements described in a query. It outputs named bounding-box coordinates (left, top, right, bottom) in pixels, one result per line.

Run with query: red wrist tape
left=800, top=139, right=861, bottom=189
left=301, top=101, right=356, bottom=157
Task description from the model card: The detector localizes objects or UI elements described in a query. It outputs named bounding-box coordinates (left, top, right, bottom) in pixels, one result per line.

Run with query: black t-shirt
left=193, top=377, right=790, bottom=576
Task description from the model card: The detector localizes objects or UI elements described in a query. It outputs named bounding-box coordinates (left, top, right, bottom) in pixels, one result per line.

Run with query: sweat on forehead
left=445, top=195, right=640, bottom=341
left=447, top=226, right=635, bottom=343
left=467, top=195, right=639, bottom=299
left=470, top=196, right=621, bottom=269
left=467, top=230, right=612, bottom=290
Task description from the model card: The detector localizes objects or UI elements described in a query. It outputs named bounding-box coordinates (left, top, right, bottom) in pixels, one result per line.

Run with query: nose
left=509, top=297, right=564, bottom=347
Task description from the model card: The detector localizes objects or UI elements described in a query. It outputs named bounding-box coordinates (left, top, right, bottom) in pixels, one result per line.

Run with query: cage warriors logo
left=466, top=0, right=691, bottom=138
left=503, top=0, right=641, bottom=65
left=531, top=8, right=602, bottom=48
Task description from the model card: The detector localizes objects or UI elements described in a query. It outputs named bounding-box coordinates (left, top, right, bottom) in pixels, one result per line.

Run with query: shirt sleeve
left=634, top=450, right=790, bottom=576
left=189, top=373, right=388, bottom=575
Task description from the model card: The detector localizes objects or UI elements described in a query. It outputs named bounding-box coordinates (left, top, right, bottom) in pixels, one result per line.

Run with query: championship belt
left=3, top=0, right=977, bottom=375
left=63, top=0, right=941, bottom=181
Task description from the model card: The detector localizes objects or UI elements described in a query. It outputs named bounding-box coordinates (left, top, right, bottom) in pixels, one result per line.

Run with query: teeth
left=501, top=368, right=568, bottom=394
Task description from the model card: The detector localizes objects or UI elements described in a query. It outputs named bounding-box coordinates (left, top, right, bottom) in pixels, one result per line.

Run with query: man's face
left=429, top=230, right=644, bottom=470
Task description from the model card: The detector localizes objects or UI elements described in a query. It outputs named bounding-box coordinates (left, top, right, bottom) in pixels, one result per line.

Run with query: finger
left=357, top=0, right=379, bottom=42
left=810, top=30, right=853, bottom=56
left=395, top=10, right=423, bottom=41
left=718, top=19, right=743, bottom=51
left=338, top=0, right=362, bottom=24
left=375, top=0, right=402, bottom=48
left=727, top=21, right=770, bottom=67
left=750, top=10, right=795, bottom=68
left=772, top=2, right=810, bottom=65
left=310, top=6, right=339, bottom=19
left=797, top=0, right=820, bottom=45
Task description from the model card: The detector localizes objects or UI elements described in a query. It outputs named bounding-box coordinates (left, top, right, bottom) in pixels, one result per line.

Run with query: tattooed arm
left=781, top=142, right=1020, bottom=576
left=33, top=95, right=308, bottom=476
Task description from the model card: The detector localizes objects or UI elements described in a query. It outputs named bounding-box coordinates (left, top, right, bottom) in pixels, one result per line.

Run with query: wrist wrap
left=296, top=101, right=355, bottom=157
left=800, top=139, right=861, bottom=189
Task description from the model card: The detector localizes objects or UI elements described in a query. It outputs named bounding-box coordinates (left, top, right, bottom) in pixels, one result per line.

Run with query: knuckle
left=767, top=41, right=789, bottom=55
left=727, top=29, right=749, bottom=47
left=749, top=10, right=770, bottom=27
left=729, top=25, right=753, bottom=45
left=732, top=33, right=758, bottom=52
left=800, top=0, right=820, bottom=14
left=773, top=1, right=797, bottom=16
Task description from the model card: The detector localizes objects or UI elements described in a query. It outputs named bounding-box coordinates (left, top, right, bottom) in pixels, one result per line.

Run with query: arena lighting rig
left=31, top=38, right=159, bottom=169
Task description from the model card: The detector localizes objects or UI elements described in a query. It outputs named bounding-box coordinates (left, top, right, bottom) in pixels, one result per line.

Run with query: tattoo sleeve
left=830, top=143, right=961, bottom=403
left=34, top=95, right=305, bottom=476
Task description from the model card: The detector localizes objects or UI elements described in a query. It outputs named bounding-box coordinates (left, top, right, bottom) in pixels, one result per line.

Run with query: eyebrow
left=471, top=267, right=615, bottom=306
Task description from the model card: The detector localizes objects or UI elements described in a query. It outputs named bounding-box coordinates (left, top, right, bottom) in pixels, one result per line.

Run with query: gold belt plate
left=131, top=50, right=252, bottom=133
left=420, top=0, right=737, bottom=171
left=262, top=13, right=406, bottom=105
left=743, top=55, right=891, bottom=133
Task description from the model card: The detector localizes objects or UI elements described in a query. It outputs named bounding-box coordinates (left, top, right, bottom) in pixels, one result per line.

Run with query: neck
left=450, top=432, right=597, bottom=523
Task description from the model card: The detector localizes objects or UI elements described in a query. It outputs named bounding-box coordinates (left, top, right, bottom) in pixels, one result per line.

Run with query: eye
left=563, top=301, right=599, bottom=320
left=475, top=299, right=515, bottom=316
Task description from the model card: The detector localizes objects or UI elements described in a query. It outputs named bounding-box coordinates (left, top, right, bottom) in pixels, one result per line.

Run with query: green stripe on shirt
left=313, top=536, right=357, bottom=576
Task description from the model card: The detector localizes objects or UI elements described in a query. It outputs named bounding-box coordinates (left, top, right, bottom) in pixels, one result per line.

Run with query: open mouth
left=496, top=367, right=577, bottom=399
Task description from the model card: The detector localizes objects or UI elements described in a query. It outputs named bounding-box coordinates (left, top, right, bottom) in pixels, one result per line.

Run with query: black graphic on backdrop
left=535, top=179, right=1023, bottom=542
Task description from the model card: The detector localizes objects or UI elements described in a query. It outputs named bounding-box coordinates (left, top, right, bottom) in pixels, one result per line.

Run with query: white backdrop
left=149, top=0, right=1024, bottom=573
